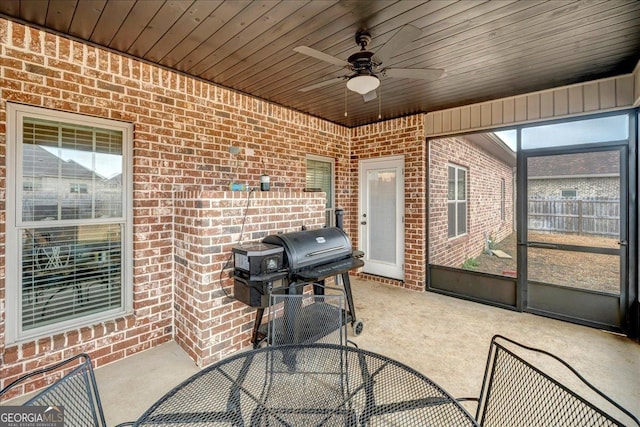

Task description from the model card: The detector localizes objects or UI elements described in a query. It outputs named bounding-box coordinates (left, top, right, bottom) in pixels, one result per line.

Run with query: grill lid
left=263, top=227, right=353, bottom=272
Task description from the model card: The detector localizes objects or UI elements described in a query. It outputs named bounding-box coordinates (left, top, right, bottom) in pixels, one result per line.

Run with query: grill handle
left=305, top=245, right=345, bottom=257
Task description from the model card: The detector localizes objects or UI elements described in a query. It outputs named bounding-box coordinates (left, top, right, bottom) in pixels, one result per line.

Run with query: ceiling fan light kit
left=347, top=74, right=379, bottom=95
left=295, top=25, right=444, bottom=104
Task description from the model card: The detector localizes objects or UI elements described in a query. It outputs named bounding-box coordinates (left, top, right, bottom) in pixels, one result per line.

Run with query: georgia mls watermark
left=0, top=406, right=64, bottom=427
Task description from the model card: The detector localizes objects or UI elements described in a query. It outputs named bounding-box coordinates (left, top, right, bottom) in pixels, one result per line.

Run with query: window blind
left=19, top=117, right=125, bottom=332
left=306, top=158, right=334, bottom=226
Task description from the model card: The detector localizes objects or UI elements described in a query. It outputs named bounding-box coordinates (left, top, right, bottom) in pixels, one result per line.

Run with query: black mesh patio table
left=133, top=343, right=478, bottom=426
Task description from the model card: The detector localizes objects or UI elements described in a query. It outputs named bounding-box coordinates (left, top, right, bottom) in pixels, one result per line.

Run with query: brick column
left=173, top=190, right=325, bottom=367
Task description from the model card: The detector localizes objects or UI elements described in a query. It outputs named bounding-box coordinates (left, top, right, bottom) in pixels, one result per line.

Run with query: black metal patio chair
left=0, top=353, right=134, bottom=427
left=464, top=334, right=640, bottom=427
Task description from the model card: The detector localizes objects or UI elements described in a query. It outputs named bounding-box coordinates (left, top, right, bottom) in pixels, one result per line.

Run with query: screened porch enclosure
left=428, top=111, right=634, bottom=334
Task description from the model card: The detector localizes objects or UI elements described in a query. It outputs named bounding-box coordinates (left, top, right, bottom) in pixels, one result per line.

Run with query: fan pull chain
left=378, top=87, right=382, bottom=120
left=344, top=85, right=348, bottom=117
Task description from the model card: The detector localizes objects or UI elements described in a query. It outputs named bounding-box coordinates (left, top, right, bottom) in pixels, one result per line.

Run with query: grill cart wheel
left=352, top=319, right=364, bottom=336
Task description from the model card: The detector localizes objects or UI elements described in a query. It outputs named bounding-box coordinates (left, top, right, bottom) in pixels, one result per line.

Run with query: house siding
left=529, top=177, right=619, bottom=199
left=428, top=136, right=514, bottom=268
left=426, top=74, right=636, bottom=137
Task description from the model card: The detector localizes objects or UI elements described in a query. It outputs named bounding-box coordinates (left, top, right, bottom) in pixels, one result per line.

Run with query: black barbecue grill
left=233, top=227, right=364, bottom=347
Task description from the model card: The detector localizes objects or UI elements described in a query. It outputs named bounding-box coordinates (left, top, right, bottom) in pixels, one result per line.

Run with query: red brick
left=0, top=19, right=405, bottom=399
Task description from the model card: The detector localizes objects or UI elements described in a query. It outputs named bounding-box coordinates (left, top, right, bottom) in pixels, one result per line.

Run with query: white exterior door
left=359, top=156, right=404, bottom=280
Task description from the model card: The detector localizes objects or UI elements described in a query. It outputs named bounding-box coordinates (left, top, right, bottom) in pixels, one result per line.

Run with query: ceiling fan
left=294, top=25, right=444, bottom=102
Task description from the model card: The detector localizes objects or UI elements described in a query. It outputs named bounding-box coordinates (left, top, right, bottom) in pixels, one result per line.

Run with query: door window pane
left=528, top=151, right=620, bottom=240
left=527, top=247, right=619, bottom=294
left=368, top=170, right=397, bottom=263
left=526, top=149, right=622, bottom=296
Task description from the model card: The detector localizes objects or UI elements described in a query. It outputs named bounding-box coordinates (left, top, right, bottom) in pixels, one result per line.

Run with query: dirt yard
left=470, top=232, right=620, bottom=294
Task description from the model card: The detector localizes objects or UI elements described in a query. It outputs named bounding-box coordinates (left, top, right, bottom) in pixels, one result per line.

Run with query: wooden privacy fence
left=528, top=198, right=620, bottom=237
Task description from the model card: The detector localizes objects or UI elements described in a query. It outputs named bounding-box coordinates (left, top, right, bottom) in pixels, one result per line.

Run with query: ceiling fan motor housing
left=355, top=30, right=372, bottom=48
left=349, top=30, right=378, bottom=75
left=348, top=50, right=377, bottom=75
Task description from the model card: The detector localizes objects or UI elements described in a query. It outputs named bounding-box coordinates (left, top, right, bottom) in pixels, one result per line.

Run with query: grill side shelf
left=296, top=257, right=364, bottom=281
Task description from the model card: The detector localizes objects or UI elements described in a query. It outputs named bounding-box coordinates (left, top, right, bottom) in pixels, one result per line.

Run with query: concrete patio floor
left=87, top=278, right=640, bottom=424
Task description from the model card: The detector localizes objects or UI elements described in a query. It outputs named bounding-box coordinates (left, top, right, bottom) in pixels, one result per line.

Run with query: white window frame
left=5, top=103, right=133, bottom=343
left=306, top=155, right=335, bottom=227
left=501, top=178, right=506, bottom=221
left=448, top=164, right=468, bottom=238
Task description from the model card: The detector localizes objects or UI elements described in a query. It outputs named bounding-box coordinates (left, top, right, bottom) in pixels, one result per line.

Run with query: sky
left=495, top=130, right=517, bottom=151
left=494, top=114, right=628, bottom=152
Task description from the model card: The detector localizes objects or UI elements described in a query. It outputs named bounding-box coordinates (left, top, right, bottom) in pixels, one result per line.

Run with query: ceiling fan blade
left=362, top=90, right=377, bottom=102
left=373, top=25, right=422, bottom=66
left=293, top=46, right=349, bottom=67
left=298, top=77, right=345, bottom=92
left=385, top=67, right=444, bottom=80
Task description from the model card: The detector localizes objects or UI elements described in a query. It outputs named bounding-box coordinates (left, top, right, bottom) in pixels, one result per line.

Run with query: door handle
left=360, top=221, right=367, bottom=225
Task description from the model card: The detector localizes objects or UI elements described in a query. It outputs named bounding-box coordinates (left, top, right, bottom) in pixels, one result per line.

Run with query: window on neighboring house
left=448, top=164, right=467, bottom=238
left=306, top=155, right=335, bottom=227
left=70, top=183, right=88, bottom=194
left=6, top=103, right=132, bottom=343
left=561, top=189, right=577, bottom=198
left=501, top=178, right=506, bottom=221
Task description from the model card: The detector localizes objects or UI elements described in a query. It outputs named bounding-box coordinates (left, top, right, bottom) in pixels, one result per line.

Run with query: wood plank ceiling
left=1, top=0, right=639, bottom=128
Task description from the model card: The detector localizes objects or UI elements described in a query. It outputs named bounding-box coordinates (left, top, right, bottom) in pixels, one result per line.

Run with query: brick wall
left=428, top=136, right=515, bottom=268
left=529, top=177, right=619, bottom=198
left=0, top=16, right=517, bottom=398
left=350, top=116, right=427, bottom=291
left=0, top=18, right=350, bottom=394
left=173, top=190, right=325, bottom=367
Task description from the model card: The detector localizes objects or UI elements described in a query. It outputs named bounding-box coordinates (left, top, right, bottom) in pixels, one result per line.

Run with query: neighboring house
left=429, top=132, right=516, bottom=269
left=527, top=151, right=619, bottom=199
left=527, top=151, right=620, bottom=237
left=22, top=144, right=121, bottom=220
